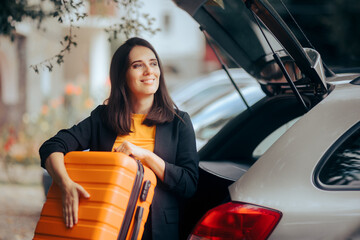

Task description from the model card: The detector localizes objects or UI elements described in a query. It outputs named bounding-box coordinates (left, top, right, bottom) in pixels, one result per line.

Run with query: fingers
left=73, top=195, right=79, bottom=225
left=113, top=144, right=122, bottom=152
left=62, top=182, right=90, bottom=228
left=77, top=183, right=91, bottom=199
left=114, top=141, right=133, bottom=156
left=62, top=189, right=76, bottom=228
left=114, top=144, right=125, bottom=152
left=115, top=141, right=149, bottom=162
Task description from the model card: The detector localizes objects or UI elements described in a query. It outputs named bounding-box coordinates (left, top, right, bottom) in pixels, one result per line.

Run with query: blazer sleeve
left=39, top=106, right=101, bottom=169
left=163, top=112, right=199, bottom=198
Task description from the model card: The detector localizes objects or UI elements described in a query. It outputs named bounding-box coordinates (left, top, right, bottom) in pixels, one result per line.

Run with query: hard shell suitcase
left=33, top=151, right=157, bottom=240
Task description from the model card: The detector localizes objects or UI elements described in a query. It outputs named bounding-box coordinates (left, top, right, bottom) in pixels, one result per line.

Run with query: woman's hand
left=61, top=180, right=90, bottom=228
left=45, top=152, right=90, bottom=228
left=114, top=140, right=150, bottom=162
left=114, top=141, right=165, bottom=181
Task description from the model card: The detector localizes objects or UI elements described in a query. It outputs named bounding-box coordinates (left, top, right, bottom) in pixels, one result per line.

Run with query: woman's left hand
left=114, top=140, right=149, bottom=162
left=114, top=140, right=165, bottom=181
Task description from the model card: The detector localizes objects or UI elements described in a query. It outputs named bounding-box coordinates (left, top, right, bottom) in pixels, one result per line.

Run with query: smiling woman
left=39, top=37, right=199, bottom=240
left=126, top=46, right=161, bottom=109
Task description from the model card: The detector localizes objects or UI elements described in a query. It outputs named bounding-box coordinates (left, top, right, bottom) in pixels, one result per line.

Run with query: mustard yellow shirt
left=112, top=114, right=156, bottom=152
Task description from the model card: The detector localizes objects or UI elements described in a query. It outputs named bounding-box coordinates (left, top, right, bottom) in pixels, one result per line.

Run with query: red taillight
left=189, top=202, right=282, bottom=240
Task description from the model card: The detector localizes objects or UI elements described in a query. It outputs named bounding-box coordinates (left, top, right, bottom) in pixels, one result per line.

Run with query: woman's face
left=126, top=46, right=160, bottom=100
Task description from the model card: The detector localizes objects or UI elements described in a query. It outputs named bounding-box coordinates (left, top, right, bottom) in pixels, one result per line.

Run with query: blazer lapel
left=154, top=122, right=176, bottom=163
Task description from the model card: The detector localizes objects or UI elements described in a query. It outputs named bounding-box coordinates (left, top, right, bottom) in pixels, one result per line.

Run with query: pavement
left=0, top=164, right=45, bottom=240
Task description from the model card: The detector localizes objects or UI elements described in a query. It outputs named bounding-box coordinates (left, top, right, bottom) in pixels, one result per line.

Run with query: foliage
left=30, top=0, right=88, bottom=73
left=0, top=0, right=55, bottom=41
left=105, top=1, right=160, bottom=41
left=0, top=0, right=160, bottom=73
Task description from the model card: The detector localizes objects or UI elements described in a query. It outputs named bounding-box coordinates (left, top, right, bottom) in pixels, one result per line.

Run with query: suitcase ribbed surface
left=33, top=151, right=156, bottom=240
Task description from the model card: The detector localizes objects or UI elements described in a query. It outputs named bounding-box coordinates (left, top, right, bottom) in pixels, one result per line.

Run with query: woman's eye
left=133, top=63, right=143, bottom=68
left=150, top=61, right=158, bottom=67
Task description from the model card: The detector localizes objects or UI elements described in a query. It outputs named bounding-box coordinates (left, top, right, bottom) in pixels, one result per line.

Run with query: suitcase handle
left=131, top=206, right=144, bottom=240
left=118, top=160, right=144, bottom=240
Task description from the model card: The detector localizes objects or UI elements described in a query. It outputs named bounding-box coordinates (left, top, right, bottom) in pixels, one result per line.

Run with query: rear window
left=315, top=123, right=360, bottom=190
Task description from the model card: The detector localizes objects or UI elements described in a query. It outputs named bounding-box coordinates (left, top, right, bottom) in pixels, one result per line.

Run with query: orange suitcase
left=33, top=151, right=157, bottom=240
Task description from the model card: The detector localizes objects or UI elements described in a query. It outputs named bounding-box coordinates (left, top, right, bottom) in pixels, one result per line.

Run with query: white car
left=171, top=68, right=265, bottom=149
left=171, top=68, right=262, bottom=116
left=173, top=0, right=360, bottom=239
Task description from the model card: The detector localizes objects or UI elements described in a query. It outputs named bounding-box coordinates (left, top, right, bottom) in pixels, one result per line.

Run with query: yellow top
left=112, top=114, right=156, bottom=152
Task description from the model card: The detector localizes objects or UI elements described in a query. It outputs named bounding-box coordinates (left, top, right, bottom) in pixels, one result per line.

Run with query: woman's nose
left=143, top=64, right=152, bottom=75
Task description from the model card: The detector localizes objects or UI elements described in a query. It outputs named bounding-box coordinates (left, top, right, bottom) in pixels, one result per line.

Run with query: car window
left=193, top=85, right=266, bottom=150
left=194, top=93, right=248, bottom=150
left=181, top=84, right=234, bottom=115
left=252, top=117, right=300, bottom=159
left=316, top=124, right=360, bottom=189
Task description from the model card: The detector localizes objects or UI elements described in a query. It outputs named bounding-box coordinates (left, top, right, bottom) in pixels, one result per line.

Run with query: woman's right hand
left=61, top=180, right=90, bottom=228
left=45, top=152, right=90, bottom=228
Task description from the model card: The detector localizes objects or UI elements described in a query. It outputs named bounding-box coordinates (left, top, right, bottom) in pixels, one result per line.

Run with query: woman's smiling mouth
left=141, top=79, right=155, bottom=84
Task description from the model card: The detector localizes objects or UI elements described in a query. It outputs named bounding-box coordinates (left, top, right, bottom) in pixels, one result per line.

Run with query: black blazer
left=39, top=105, right=199, bottom=240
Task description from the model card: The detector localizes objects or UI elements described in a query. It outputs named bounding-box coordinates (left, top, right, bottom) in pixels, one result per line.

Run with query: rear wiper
left=200, top=26, right=252, bottom=113
left=245, top=0, right=309, bottom=112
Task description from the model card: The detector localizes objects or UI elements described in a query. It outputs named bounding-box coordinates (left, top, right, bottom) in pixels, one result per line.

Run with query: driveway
left=0, top=164, right=44, bottom=240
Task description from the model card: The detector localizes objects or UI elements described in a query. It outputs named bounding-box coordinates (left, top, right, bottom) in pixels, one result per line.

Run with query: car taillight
left=188, top=202, right=282, bottom=240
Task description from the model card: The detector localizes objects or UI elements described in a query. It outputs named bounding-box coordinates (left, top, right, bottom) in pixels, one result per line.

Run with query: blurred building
left=0, top=0, right=207, bottom=131
left=0, top=35, right=27, bottom=127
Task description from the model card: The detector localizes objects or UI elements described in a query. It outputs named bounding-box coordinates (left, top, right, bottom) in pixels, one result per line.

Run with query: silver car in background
left=172, top=68, right=261, bottom=116
left=171, top=68, right=265, bottom=149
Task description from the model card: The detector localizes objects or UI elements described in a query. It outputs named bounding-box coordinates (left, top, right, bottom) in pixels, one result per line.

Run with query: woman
left=39, top=37, right=199, bottom=240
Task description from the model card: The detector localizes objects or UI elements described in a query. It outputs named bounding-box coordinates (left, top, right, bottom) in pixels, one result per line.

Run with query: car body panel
left=229, top=81, right=360, bottom=239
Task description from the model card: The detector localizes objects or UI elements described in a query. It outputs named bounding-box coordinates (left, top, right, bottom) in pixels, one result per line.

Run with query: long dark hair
left=105, top=37, right=177, bottom=135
